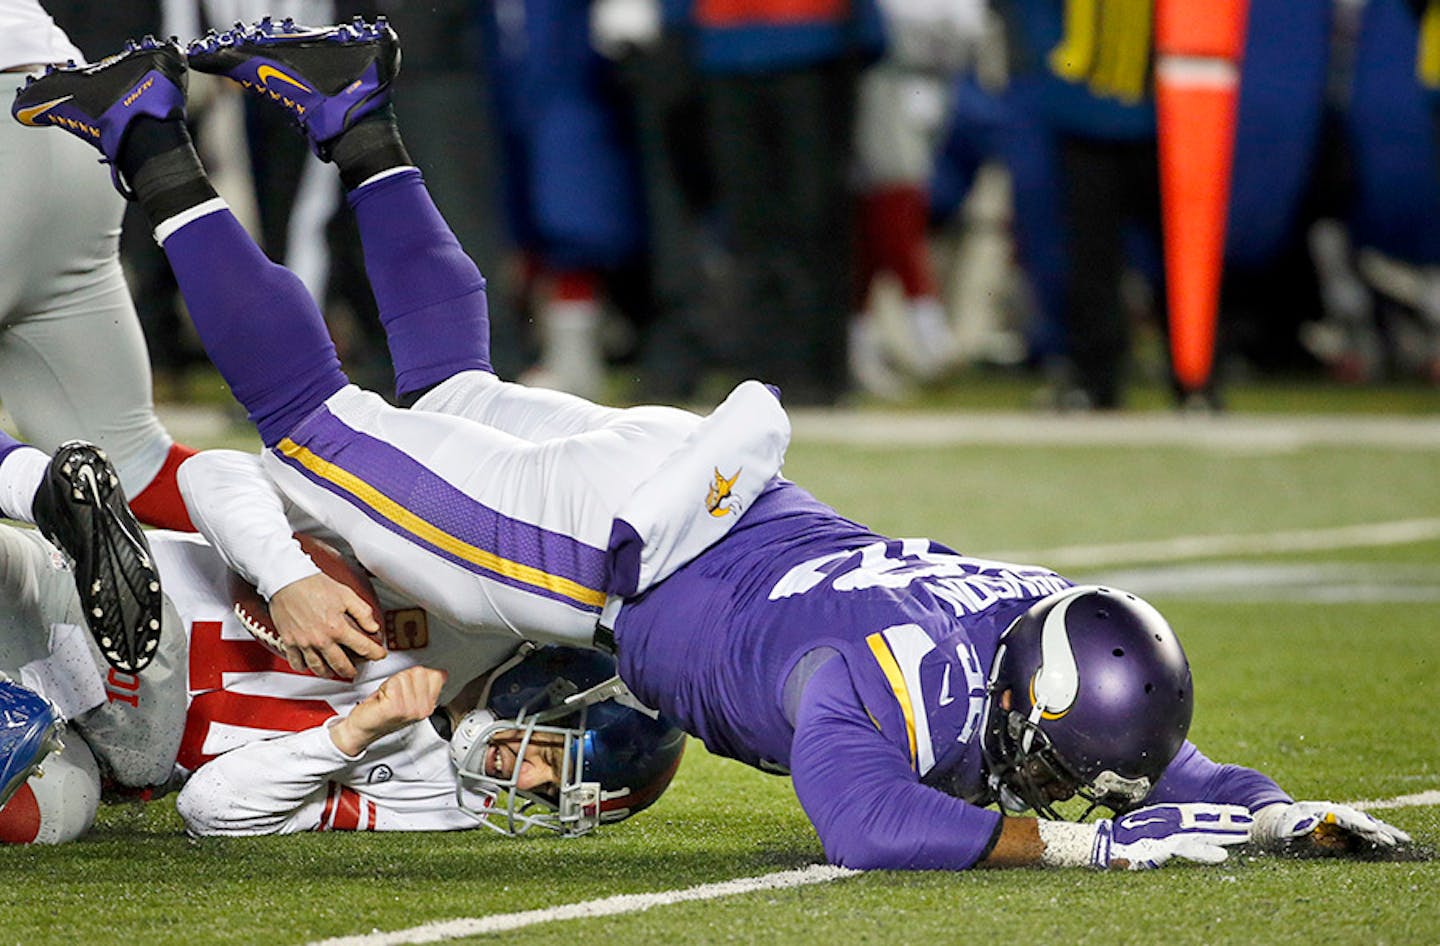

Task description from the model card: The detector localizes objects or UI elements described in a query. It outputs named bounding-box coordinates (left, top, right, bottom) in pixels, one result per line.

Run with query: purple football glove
left=1091, top=803, right=1253, bottom=870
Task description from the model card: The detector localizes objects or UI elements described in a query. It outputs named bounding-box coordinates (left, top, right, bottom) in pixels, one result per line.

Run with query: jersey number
left=177, top=621, right=338, bottom=771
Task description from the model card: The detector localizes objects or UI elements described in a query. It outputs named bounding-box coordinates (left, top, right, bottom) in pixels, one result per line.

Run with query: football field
left=2, top=403, right=1437, bottom=946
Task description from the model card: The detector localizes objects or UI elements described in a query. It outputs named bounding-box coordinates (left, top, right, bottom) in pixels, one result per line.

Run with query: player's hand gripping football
left=329, top=666, right=448, bottom=757
left=1091, top=803, right=1253, bottom=869
left=1252, top=801, right=1411, bottom=853
left=269, top=571, right=385, bottom=679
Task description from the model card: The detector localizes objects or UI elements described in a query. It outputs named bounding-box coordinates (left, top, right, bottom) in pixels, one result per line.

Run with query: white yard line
left=302, top=865, right=858, bottom=946
left=1352, top=790, right=1440, bottom=812
left=304, top=790, right=1439, bottom=946
left=787, top=410, right=1440, bottom=452
left=992, top=518, right=1440, bottom=570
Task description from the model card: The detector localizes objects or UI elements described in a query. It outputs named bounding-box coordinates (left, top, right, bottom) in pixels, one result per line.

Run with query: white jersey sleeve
left=175, top=718, right=482, bottom=835
left=177, top=449, right=330, bottom=599
left=0, top=0, right=83, bottom=71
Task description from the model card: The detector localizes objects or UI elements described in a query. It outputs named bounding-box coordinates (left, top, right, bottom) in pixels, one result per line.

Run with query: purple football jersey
left=617, top=480, right=1069, bottom=774
left=614, top=481, right=1075, bottom=865
left=615, top=481, right=1290, bottom=869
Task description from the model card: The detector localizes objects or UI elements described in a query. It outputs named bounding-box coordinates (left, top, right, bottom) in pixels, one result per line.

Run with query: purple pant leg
left=347, top=169, right=493, bottom=400
left=161, top=209, right=348, bottom=447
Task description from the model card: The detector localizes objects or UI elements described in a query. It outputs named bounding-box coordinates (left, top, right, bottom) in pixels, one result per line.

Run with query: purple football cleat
left=10, top=36, right=188, bottom=194
left=187, top=16, right=400, bottom=160
left=0, top=678, right=64, bottom=810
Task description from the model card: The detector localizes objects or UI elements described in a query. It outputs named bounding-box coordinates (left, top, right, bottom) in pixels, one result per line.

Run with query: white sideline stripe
left=1351, top=790, right=1440, bottom=812
left=303, top=865, right=859, bottom=946
left=301, top=790, right=1439, bottom=946
left=786, top=410, right=1440, bottom=451
left=994, top=518, right=1440, bottom=570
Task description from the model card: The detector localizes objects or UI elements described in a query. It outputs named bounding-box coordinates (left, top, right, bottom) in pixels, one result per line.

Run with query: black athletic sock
left=329, top=104, right=412, bottom=191
left=117, top=117, right=219, bottom=228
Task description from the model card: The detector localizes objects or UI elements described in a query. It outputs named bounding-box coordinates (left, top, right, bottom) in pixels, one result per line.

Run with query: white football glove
left=1092, top=803, right=1254, bottom=870
left=1252, top=801, right=1411, bottom=850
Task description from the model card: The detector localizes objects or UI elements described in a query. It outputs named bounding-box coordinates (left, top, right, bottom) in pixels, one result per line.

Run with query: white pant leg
left=0, top=76, right=173, bottom=497
left=413, top=370, right=701, bottom=444
left=261, top=386, right=694, bottom=646
left=0, top=525, right=185, bottom=787
left=0, top=526, right=74, bottom=674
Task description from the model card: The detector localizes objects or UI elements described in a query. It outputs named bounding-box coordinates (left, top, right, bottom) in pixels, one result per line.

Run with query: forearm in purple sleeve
left=789, top=657, right=1003, bottom=870
left=1147, top=741, right=1292, bottom=811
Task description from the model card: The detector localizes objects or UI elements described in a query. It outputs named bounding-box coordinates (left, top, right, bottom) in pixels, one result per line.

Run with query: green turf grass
left=1, top=402, right=1435, bottom=945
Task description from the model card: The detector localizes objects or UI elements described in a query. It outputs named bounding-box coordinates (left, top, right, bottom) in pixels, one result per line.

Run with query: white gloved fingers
left=1325, top=805, right=1412, bottom=846
left=1167, top=835, right=1236, bottom=866
left=1255, top=801, right=1413, bottom=848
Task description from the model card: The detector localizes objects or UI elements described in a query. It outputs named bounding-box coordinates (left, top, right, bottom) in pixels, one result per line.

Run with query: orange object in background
left=1154, top=0, right=1249, bottom=394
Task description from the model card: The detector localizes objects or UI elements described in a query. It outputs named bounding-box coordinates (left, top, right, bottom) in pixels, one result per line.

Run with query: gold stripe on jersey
left=276, top=437, right=608, bottom=609
left=867, top=632, right=918, bottom=770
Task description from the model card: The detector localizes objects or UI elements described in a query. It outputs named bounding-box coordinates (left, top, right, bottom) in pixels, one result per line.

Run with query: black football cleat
left=10, top=36, right=188, bottom=194
left=31, top=442, right=163, bottom=674
left=187, top=16, right=400, bottom=160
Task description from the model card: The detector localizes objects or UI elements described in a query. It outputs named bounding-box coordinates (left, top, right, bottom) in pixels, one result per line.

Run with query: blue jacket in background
left=671, top=0, right=885, bottom=74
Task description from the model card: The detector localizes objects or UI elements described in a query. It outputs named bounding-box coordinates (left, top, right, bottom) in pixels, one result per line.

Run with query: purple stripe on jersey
left=0, top=431, right=28, bottom=466
left=278, top=406, right=607, bottom=613
left=605, top=518, right=643, bottom=596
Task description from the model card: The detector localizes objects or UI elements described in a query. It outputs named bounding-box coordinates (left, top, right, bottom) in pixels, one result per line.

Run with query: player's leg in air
left=0, top=431, right=162, bottom=674
left=185, top=19, right=696, bottom=448
left=7, top=26, right=713, bottom=645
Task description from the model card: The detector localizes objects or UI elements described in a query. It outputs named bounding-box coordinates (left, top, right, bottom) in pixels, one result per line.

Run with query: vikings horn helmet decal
left=1030, top=592, right=1082, bottom=723
left=983, top=586, right=1194, bottom=819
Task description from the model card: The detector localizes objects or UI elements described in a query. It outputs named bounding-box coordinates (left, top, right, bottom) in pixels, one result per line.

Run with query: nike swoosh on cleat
left=256, top=64, right=312, bottom=92
left=15, top=95, right=73, bottom=125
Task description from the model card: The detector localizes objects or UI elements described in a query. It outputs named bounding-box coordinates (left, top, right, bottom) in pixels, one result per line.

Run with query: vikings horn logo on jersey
left=706, top=467, right=742, bottom=518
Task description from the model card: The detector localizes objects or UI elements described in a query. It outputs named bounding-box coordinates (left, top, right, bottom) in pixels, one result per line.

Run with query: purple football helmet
left=981, top=585, right=1193, bottom=818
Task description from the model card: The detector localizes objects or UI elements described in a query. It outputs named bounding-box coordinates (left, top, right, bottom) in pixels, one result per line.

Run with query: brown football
left=227, top=533, right=384, bottom=662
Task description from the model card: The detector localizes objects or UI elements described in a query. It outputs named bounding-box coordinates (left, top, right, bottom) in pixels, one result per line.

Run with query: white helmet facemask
left=449, top=686, right=605, bottom=838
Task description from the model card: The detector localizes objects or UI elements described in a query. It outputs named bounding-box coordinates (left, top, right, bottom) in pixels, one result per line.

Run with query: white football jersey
left=174, top=713, right=492, bottom=835
left=147, top=532, right=519, bottom=833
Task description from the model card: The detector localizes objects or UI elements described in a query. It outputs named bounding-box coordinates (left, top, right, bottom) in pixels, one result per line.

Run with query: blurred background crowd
left=35, top=0, right=1440, bottom=409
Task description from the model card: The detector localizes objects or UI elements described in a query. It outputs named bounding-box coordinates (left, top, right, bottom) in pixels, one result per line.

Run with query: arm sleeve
left=789, top=656, right=1003, bottom=870
left=176, top=449, right=324, bottom=599
left=174, top=722, right=473, bottom=836
left=175, top=723, right=360, bottom=836
left=1145, top=741, right=1293, bottom=811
